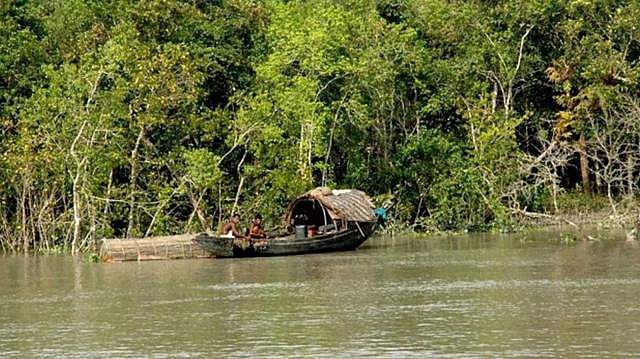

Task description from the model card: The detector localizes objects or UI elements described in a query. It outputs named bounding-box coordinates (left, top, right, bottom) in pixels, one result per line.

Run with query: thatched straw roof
left=285, top=187, right=376, bottom=223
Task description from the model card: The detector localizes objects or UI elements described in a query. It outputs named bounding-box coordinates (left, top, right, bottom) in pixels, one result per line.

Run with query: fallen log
left=100, top=233, right=234, bottom=262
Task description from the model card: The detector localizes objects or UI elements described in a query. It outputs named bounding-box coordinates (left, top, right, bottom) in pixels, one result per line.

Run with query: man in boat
left=221, top=214, right=247, bottom=239
left=248, top=213, right=267, bottom=239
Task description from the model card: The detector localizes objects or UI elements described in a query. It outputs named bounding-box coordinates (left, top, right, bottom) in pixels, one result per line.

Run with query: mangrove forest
left=2, top=0, right=640, bottom=253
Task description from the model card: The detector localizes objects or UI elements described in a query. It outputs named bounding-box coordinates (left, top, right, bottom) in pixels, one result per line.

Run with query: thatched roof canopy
left=285, top=187, right=376, bottom=225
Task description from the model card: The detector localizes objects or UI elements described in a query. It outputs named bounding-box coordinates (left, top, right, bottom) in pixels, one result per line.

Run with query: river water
left=2, top=230, right=640, bottom=358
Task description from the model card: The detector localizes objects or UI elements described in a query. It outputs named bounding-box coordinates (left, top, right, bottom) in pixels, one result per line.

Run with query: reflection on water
left=2, top=230, right=640, bottom=357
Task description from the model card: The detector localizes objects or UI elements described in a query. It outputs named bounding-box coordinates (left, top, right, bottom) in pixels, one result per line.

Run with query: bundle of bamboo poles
left=100, top=233, right=233, bottom=262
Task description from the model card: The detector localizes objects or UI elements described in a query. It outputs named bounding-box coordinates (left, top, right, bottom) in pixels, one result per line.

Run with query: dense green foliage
left=2, top=0, right=640, bottom=253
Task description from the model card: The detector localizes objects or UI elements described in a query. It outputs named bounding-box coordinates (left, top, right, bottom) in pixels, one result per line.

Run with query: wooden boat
left=100, top=187, right=381, bottom=261
left=195, top=187, right=379, bottom=257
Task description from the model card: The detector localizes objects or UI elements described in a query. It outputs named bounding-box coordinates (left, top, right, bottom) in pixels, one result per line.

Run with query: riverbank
left=378, top=199, right=637, bottom=242
left=2, top=197, right=636, bottom=257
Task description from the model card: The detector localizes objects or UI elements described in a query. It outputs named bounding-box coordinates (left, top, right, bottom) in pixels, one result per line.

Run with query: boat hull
left=195, top=221, right=377, bottom=258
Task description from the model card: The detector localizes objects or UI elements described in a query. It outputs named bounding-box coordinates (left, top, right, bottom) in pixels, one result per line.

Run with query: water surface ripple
left=2, top=233, right=640, bottom=357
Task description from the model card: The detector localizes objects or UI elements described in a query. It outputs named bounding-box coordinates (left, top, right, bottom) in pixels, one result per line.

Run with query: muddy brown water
left=2, top=229, right=640, bottom=357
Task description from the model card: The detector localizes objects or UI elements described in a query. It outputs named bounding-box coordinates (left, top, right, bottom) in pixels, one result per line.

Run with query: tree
left=546, top=0, right=640, bottom=195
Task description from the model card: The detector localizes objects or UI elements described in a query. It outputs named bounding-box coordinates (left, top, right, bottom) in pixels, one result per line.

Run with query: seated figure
left=221, top=214, right=246, bottom=239
left=248, top=214, right=267, bottom=239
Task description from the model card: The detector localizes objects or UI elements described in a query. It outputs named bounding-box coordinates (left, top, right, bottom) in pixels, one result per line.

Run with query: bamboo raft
left=100, top=233, right=233, bottom=262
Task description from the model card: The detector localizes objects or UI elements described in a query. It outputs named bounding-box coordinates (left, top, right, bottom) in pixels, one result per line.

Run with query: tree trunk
left=578, top=134, right=591, bottom=194
left=103, top=169, right=113, bottom=215
left=231, top=149, right=247, bottom=218
left=20, top=174, right=29, bottom=253
left=187, top=192, right=209, bottom=232
left=37, top=187, right=57, bottom=252
left=593, top=159, right=601, bottom=195
left=70, top=120, right=88, bottom=254
left=627, top=155, right=634, bottom=199
left=126, top=126, right=145, bottom=239
left=298, top=121, right=308, bottom=180
left=231, top=177, right=244, bottom=219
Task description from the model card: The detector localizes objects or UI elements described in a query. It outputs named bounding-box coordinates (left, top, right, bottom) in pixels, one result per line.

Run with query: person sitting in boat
left=221, top=214, right=247, bottom=239
left=248, top=213, right=267, bottom=239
